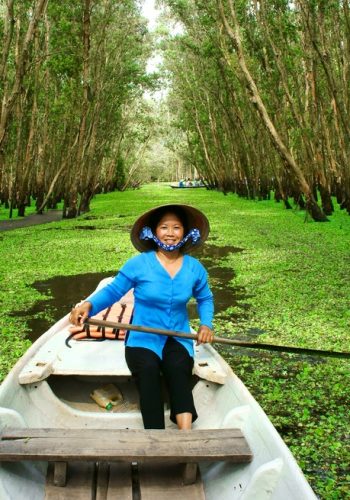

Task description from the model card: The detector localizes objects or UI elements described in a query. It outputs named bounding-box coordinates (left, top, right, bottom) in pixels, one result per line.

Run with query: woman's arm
left=193, top=263, right=214, bottom=343
left=70, top=266, right=136, bottom=325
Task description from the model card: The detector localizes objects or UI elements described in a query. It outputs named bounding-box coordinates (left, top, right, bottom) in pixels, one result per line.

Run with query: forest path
left=0, top=210, right=62, bottom=231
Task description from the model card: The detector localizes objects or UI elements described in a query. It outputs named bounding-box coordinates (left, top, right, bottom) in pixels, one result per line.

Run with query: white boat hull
left=0, top=286, right=316, bottom=500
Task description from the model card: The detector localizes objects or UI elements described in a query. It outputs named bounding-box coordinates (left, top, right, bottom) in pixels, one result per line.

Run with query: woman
left=70, top=204, right=214, bottom=430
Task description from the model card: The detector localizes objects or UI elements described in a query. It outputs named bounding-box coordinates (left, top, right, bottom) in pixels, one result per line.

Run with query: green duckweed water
left=0, top=184, right=349, bottom=498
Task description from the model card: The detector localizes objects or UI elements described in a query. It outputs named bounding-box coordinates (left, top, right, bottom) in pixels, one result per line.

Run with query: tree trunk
left=37, top=162, right=66, bottom=213
left=63, top=189, right=79, bottom=219
left=0, top=0, right=48, bottom=150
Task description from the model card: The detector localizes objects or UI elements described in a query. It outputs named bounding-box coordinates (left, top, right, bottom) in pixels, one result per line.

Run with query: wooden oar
left=85, top=318, right=350, bottom=359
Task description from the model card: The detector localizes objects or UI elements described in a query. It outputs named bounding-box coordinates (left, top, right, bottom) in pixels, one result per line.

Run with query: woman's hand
left=196, top=325, right=214, bottom=345
left=69, top=301, right=92, bottom=326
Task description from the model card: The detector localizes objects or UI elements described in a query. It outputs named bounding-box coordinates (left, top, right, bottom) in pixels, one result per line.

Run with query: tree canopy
left=0, top=0, right=154, bottom=217
left=160, top=0, right=350, bottom=220
left=1, top=0, right=350, bottom=221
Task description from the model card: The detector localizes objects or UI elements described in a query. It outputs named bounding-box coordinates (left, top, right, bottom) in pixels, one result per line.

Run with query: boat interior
left=0, top=371, right=248, bottom=500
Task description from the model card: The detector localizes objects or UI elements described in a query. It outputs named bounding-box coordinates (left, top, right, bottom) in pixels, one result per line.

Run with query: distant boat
left=0, top=281, right=316, bottom=499
left=170, top=182, right=206, bottom=189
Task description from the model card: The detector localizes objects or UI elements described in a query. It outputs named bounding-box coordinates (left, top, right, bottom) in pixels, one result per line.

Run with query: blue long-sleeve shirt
left=88, top=250, right=214, bottom=358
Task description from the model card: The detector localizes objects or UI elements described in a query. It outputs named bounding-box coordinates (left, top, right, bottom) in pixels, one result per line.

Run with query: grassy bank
left=1, top=184, right=349, bottom=498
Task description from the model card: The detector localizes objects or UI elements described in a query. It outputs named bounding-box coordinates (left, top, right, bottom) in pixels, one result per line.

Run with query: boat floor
left=45, top=461, right=205, bottom=499
left=48, top=375, right=142, bottom=413
left=47, top=374, right=197, bottom=414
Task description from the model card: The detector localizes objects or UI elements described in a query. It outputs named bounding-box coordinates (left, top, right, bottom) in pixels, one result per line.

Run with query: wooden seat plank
left=95, top=462, right=109, bottom=500
left=45, top=462, right=95, bottom=499
left=0, top=428, right=252, bottom=463
left=139, top=462, right=205, bottom=500
left=95, top=462, right=133, bottom=500
left=106, top=463, right=133, bottom=500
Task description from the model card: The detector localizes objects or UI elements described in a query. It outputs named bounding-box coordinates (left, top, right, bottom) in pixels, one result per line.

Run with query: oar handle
left=86, top=318, right=200, bottom=341
left=84, top=318, right=350, bottom=359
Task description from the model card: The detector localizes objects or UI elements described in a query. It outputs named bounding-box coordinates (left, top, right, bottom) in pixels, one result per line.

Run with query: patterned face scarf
left=139, top=226, right=201, bottom=251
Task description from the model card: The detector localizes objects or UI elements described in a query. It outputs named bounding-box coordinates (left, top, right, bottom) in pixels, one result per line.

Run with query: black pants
left=125, top=337, right=197, bottom=429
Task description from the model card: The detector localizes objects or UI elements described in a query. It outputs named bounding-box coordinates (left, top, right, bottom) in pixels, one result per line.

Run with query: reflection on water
left=17, top=244, right=246, bottom=342
left=16, top=271, right=114, bottom=342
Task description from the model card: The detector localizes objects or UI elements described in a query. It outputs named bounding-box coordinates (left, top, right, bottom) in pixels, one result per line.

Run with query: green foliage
left=46, top=1, right=83, bottom=79
left=214, top=199, right=350, bottom=352
left=160, top=0, right=350, bottom=217
left=0, top=0, right=157, bottom=216
left=0, top=321, right=31, bottom=382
